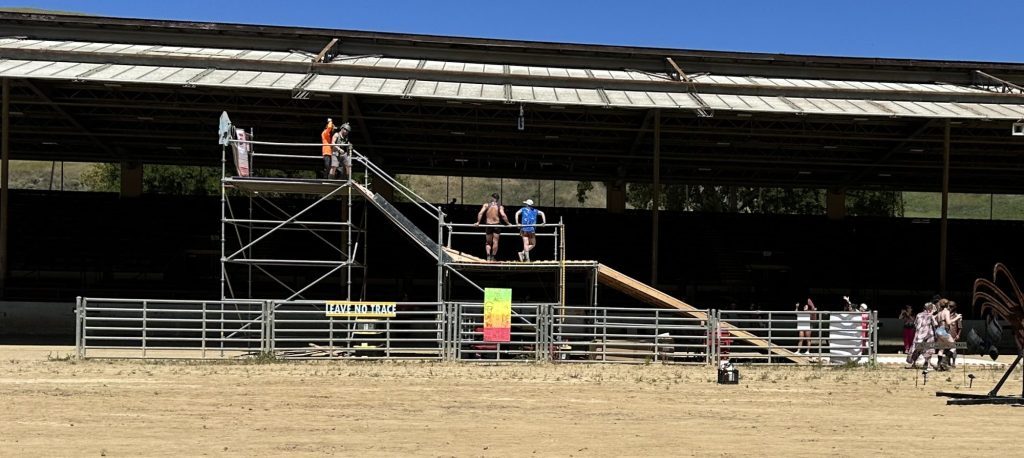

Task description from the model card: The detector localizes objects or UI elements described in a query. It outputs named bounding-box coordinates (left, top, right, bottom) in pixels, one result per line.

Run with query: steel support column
left=651, top=109, right=661, bottom=286
left=0, top=78, right=9, bottom=296
left=939, top=120, right=950, bottom=292
left=342, top=93, right=351, bottom=299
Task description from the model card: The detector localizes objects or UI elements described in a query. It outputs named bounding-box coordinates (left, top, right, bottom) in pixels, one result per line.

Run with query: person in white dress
left=795, top=298, right=816, bottom=355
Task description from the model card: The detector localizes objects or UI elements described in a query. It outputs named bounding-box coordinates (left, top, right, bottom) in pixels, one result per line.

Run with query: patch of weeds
left=835, top=360, right=862, bottom=370
left=46, top=352, right=75, bottom=362
left=251, top=351, right=279, bottom=364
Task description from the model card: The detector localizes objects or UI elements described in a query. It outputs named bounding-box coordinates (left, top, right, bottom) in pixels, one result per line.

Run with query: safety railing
left=452, top=302, right=550, bottom=361
left=715, top=310, right=878, bottom=364
left=269, top=301, right=445, bottom=360
left=444, top=222, right=565, bottom=261
left=228, top=137, right=441, bottom=222
left=551, top=305, right=712, bottom=364
left=76, top=296, right=877, bottom=364
left=349, top=150, right=441, bottom=221
left=76, top=297, right=267, bottom=359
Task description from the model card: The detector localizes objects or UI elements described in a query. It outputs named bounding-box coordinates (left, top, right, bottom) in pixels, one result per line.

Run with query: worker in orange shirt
left=321, top=118, right=336, bottom=178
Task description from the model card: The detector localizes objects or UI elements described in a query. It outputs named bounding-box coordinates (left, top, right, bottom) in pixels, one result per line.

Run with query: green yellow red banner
left=483, top=288, right=511, bottom=342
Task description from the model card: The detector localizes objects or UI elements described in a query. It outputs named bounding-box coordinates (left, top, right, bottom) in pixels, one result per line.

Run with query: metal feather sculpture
left=972, top=263, right=1024, bottom=351
left=937, top=263, right=1024, bottom=405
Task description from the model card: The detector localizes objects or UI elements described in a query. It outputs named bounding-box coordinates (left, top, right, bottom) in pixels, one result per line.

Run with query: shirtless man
left=474, top=193, right=510, bottom=261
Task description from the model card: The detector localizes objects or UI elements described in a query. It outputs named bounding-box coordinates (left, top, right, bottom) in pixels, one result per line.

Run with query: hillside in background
left=6, top=160, right=1022, bottom=219
left=8, top=160, right=93, bottom=191
left=401, top=175, right=606, bottom=209
left=0, top=7, right=83, bottom=15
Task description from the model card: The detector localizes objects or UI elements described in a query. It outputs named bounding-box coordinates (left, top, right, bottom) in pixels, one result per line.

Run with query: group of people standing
left=320, top=118, right=353, bottom=179
left=902, top=296, right=962, bottom=370
left=793, top=296, right=871, bottom=354
left=473, top=193, right=547, bottom=262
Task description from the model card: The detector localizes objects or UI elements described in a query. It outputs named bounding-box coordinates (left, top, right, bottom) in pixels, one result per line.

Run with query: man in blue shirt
left=515, top=199, right=547, bottom=262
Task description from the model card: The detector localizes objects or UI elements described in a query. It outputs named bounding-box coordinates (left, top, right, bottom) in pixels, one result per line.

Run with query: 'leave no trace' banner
left=325, top=301, right=397, bottom=318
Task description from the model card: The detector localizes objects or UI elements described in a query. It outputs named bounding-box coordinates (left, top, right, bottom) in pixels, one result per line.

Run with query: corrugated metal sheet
left=330, top=55, right=665, bottom=82
left=692, top=74, right=990, bottom=94
left=0, top=58, right=303, bottom=90
left=0, top=38, right=309, bottom=62
left=698, top=92, right=1024, bottom=119
left=3, top=35, right=1024, bottom=119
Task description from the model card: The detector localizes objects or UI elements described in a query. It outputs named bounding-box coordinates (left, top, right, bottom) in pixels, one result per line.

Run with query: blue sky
left=8, top=0, right=1024, bottom=62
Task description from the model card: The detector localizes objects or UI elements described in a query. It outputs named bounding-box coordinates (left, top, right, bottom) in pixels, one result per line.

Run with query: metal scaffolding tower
left=220, top=175, right=367, bottom=302
left=218, top=116, right=368, bottom=302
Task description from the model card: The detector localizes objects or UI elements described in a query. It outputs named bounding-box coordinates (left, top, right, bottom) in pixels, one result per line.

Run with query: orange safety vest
left=321, top=121, right=334, bottom=156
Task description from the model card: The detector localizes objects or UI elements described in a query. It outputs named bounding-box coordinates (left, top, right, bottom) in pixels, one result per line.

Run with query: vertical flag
left=234, top=128, right=251, bottom=177
left=483, top=288, right=512, bottom=342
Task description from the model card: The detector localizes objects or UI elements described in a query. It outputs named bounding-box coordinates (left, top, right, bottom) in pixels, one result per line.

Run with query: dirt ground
left=0, top=346, right=1019, bottom=457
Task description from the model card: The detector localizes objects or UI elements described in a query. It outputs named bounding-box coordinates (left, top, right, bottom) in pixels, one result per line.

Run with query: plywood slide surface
left=596, top=264, right=803, bottom=364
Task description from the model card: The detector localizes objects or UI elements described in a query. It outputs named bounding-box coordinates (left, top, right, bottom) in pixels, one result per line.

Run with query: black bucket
left=717, top=367, right=739, bottom=384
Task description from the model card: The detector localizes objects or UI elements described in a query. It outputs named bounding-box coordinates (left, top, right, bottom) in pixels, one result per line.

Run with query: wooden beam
left=940, top=120, right=950, bottom=292
left=1, top=78, right=8, bottom=296
left=665, top=57, right=686, bottom=82
left=313, top=38, right=340, bottom=64
left=651, top=109, right=660, bottom=286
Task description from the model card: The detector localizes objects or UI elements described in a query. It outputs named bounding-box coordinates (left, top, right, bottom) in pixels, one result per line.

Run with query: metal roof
left=3, top=13, right=1024, bottom=194
left=4, top=37, right=1024, bottom=119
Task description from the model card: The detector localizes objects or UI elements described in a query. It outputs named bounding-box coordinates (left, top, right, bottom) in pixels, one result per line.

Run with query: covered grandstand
left=1, top=12, right=1024, bottom=339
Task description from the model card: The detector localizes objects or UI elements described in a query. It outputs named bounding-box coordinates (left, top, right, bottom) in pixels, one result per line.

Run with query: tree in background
left=625, top=183, right=904, bottom=216
left=575, top=181, right=594, bottom=204
left=81, top=163, right=316, bottom=195
left=83, top=163, right=221, bottom=195
left=80, top=163, right=120, bottom=193
left=846, top=189, right=904, bottom=217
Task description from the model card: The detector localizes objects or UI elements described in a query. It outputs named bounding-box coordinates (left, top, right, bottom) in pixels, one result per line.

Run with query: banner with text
left=325, top=301, right=397, bottom=318
left=483, top=288, right=512, bottom=342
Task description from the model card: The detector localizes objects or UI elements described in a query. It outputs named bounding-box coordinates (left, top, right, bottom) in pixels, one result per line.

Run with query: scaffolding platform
left=216, top=114, right=802, bottom=363
left=445, top=259, right=601, bottom=272
left=224, top=176, right=353, bottom=196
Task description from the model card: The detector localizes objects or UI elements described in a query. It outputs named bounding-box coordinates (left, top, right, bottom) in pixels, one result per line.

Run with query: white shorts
left=796, top=315, right=811, bottom=331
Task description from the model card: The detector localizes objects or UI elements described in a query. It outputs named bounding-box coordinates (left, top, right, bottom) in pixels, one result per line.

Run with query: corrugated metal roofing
left=3, top=38, right=1024, bottom=119
left=0, top=38, right=310, bottom=62
left=0, top=58, right=305, bottom=90
left=692, top=74, right=992, bottom=94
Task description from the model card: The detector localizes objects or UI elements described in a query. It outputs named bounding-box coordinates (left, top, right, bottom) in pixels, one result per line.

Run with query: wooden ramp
left=441, top=251, right=801, bottom=363
left=596, top=264, right=804, bottom=364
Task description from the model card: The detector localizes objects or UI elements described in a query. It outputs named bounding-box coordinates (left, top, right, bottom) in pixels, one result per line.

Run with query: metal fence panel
left=453, top=302, right=549, bottom=362
left=269, top=301, right=445, bottom=360
left=551, top=305, right=712, bottom=364
left=76, top=296, right=877, bottom=365
left=716, top=310, right=877, bottom=364
left=77, top=297, right=267, bottom=359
